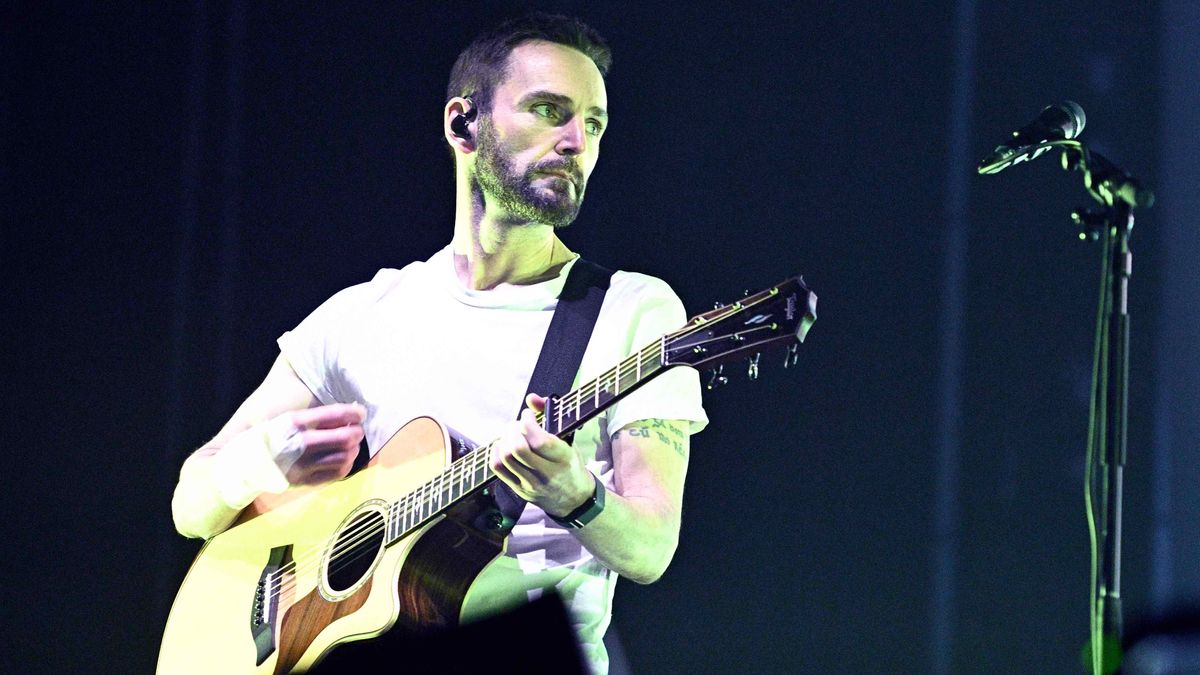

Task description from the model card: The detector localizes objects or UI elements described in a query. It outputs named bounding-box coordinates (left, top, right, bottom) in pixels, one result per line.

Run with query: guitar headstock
left=663, top=276, right=817, bottom=385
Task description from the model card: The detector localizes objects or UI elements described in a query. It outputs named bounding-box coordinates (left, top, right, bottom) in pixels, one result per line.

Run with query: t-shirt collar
left=430, top=244, right=581, bottom=310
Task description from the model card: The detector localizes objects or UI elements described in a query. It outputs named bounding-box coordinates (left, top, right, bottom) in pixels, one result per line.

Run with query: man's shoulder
left=364, top=261, right=423, bottom=295
left=306, top=259, right=431, bottom=320
left=606, top=268, right=683, bottom=305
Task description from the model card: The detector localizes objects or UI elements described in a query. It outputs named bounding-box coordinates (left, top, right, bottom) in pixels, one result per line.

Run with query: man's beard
left=472, top=118, right=585, bottom=229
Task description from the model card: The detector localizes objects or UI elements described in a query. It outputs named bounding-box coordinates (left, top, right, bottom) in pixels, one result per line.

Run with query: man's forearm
left=172, top=450, right=245, bottom=539
left=567, top=419, right=691, bottom=584
left=568, top=487, right=680, bottom=584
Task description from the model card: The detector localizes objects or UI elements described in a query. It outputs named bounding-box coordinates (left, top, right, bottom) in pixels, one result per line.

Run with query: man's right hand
left=173, top=355, right=369, bottom=539
left=279, top=403, right=368, bottom=486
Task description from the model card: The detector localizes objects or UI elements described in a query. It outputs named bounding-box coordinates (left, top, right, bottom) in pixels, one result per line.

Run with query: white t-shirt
left=277, top=245, right=708, bottom=673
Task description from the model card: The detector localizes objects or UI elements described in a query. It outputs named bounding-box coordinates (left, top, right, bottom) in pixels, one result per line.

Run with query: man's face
left=471, top=40, right=608, bottom=229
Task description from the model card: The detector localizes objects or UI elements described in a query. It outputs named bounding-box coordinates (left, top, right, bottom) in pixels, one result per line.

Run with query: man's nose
left=555, top=116, right=586, bottom=156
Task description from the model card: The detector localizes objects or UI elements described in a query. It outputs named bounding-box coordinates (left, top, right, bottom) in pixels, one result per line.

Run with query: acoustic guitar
left=157, top=277, right=817, bottom=674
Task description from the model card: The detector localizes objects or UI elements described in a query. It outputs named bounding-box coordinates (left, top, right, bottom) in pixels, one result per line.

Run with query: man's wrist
left=548, top=472, right=606, bottom=529
left=210, top=421, right=291, bottom=509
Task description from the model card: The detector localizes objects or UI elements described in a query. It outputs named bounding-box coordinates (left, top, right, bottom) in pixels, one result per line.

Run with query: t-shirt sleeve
left=276, top=271, right=394, bottom=405
left=604, top=275, right=709, bottom=438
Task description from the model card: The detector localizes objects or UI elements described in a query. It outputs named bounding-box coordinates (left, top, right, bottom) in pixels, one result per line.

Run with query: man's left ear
left=445, top=97, right=478, bottom=154
left=451, top=97, right=477, bottom=140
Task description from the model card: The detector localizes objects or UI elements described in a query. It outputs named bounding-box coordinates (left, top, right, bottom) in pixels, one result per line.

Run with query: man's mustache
left=529, top=162, right=583, bottom=187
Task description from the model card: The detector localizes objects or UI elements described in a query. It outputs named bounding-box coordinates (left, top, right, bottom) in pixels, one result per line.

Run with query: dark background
left=6, top=1, right=1199, bottom=672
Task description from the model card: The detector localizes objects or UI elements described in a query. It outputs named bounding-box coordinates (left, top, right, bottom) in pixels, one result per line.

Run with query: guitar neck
left=541, top=337, right=668, bottom=438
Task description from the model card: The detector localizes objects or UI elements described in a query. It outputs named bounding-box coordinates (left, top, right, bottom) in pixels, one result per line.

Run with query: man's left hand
left=490, top=393, right=595, bottom=517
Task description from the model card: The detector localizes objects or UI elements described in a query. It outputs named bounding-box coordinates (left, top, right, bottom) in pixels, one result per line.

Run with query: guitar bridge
left=250, top=545, right=291, bottom=666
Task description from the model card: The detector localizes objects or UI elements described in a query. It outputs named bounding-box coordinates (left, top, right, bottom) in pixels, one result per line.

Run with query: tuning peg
left=783, top=343, right=799, bottom=368
left=713, top=301, right=726, bottom=310
left=747, top=353, right=760, bottom=380
left=743, top=289, right=751, bottom=297
left=706, top=365, right=728, bottom=390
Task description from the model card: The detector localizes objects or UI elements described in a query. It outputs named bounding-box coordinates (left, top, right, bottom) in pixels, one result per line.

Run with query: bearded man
left=170, top=13, right=707, bottom=674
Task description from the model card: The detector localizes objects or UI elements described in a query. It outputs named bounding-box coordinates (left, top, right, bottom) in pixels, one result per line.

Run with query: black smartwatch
left=549, top=472, right=606, bottom=529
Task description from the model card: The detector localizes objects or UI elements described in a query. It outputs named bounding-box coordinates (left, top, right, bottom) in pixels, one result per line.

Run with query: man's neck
left=450, top=193, right=575, bottom=291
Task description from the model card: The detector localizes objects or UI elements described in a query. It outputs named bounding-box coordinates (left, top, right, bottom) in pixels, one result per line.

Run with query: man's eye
left=586, top=120, right=605, bottom=137
left=532, top=103, right=559, bottom=119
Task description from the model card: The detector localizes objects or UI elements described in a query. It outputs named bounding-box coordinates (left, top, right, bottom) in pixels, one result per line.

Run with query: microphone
left=977, top=101, right=1086, bottom=175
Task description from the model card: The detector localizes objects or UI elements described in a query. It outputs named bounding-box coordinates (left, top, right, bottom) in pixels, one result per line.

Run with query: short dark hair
left=446, top=13, right=611, bottom=115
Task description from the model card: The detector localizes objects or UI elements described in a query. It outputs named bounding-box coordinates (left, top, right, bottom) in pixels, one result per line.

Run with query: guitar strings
left=261, top=445, right=498, bottom=602
left=256, top=416, right=501, bottom=596
left=259, top=343, right=668, bottom=602
left=257, top=295, right=780, bottom=602
left=653, top=323, right=780, bottom=352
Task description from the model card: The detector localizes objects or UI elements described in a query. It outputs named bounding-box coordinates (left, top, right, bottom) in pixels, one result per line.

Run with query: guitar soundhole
left=326, top=510, right=386, bottom=595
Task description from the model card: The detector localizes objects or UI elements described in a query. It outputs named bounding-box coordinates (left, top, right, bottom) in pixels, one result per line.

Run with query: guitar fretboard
left=545, top=339, right=667, bottom=436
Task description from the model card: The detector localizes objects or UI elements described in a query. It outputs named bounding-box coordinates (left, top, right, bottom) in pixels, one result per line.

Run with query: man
left=171, top=13, right=707, bottom=673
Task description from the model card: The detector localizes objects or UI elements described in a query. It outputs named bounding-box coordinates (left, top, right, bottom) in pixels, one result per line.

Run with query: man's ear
left=444, top=97, right=477, bottom=153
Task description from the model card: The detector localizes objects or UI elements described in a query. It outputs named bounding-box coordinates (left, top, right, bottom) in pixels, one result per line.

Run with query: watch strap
left=549, top=472, right=606, bottom=529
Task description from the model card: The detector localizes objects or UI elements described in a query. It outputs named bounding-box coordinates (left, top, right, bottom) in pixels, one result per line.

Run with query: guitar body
left=157, top=417, right=510, bottom=674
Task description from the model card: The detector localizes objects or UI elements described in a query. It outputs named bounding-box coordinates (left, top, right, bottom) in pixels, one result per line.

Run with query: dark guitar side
left=394, top=484, right=513, bottom=632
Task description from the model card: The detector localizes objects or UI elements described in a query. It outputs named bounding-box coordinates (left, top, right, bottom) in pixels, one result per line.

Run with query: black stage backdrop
left=6, top=1, right=1200, bottom=673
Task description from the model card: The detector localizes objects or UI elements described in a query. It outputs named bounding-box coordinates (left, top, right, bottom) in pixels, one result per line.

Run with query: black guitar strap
left=519, top=258, right=613, bottom=418
left=492, top=258, right=613, bottom=523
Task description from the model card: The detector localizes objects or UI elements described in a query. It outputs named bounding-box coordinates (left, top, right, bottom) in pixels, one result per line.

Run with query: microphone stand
left=981, top=132, right=1153, bottom=673
left=1058, top=142, right=1151, bottom=674
left=984, top=137, right=1153, bottom=672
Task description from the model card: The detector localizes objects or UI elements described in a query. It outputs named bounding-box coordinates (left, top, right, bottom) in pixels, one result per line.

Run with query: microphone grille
left=1061, top=100, right=1086, bottom=139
